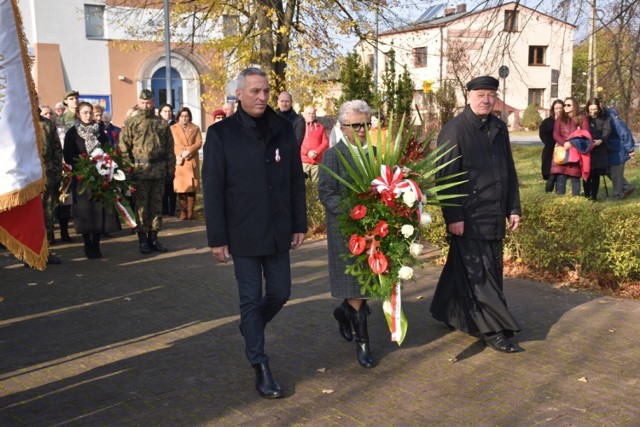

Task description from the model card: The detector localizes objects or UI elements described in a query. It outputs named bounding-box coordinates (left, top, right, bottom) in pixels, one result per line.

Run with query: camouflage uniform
left=119, top=108, right=175, bottom=252
left=40, top=115, right=63, bottom=242
left=57, top=110, right=76, bottom=132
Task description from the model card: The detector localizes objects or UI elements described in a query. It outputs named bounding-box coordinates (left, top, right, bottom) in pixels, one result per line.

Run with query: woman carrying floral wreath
left=63, top=102, right=121, bottom=259
left=318, top=100, right=377, bottom=368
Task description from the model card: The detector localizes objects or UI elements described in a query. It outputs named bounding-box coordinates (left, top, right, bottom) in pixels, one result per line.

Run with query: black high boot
left=348, top=301, right=375, bottom=368
left=138, top=232, right=152, bottom=254
left=48, top=230, right=56, bottom=246
left=82, top=234, right=95, bottom=259
left=91, top=233, right=102, bottom=258
left=252, top=362, right=283, bottom=399
left=60, top=218, right=74, bottom=242
left=333, top=300, right=353, bottom=341
left=148, top=231, right=168, bottom=252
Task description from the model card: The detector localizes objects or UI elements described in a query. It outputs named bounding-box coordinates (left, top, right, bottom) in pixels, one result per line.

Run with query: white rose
left=402, top=190, right=417, bottom=208
left=398, top=266, right=414, bottom=280
left=90, top=148, right=104, bottom=157
left=401, top=224, right=415, bottom=239
left=420, top=212, right=433, bottom=227
left=410, top=242, right=424, bottom=257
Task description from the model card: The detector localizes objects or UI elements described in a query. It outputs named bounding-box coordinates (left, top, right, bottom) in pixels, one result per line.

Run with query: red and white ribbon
left=115, top=198, right=137, bottom=229
left=371, top=165, right=422, bottom=201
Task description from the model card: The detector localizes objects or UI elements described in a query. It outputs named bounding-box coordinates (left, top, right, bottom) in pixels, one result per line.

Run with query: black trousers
left=233, top=252, right=292, bottom=365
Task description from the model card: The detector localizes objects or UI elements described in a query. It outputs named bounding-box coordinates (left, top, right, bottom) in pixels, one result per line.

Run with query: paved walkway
left=1, top=219, right=639, bottom=426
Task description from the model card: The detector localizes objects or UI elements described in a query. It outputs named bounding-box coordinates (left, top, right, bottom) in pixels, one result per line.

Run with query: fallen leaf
left=0, top=296, right=4, bottom=302
left=47, top=280, right=54, bottom=285
left=321, top=389, right=334, bottom=394
left=317, top=368, right=326, bottom=373
left=75, top=274, right=83, bottom=277
left=27, top=282, right=37, bottom=286
left=578, top=377, right=588, bottom=382
left=448, top=357, right=458, bottom=363
left=124, top=297, right=131, bottom=301
left=416, top=295, right=424, bottom=300
left=608, top=329, right=615, bottom=333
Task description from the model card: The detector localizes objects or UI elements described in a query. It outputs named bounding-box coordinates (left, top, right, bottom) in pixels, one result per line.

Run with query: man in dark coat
left=430, top=76, right=524, bottom=353
left=277, top=91, right=305, bottom=145
left=202, top=67, right=307, bottom=399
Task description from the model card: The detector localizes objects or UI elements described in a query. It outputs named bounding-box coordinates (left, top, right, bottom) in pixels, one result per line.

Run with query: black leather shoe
left=47, top=254, right=61, bottom=265
left=484, top=332, right=524, bottom=353
left=333, top=301, right=353, bottom=341
left=253, top=362, right=283, bottom=399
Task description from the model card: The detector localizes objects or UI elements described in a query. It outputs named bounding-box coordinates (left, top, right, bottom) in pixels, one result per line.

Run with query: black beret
left=466, top=76, right=499, bottom=91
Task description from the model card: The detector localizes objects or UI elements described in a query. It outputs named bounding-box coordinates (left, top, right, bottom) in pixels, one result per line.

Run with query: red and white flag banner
left=0, top=0, right=47, bottom=269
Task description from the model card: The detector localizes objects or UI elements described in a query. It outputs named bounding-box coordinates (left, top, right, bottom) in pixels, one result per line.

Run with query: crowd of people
left=37, top=88, right=237, bottom=262
left=41, top=73, right=635, bottom=401
left=539, top=96, right=636, bottom=200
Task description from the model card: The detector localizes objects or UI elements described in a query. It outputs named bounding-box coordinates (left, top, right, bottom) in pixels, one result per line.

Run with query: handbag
left=553, top=146, right=569, bottom=164
left=554, top=145, right=581, bottom=164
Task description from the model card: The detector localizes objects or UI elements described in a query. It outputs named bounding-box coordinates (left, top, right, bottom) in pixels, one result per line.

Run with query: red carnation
left=374, top=220, right=389, bottom=238
left=114, top=149, right=120, bottom=155
left=349, top=234, right=366, bottom=255
left=102, top=182, right=110, bottom=190
left=80, top=153, right=87, bottom=158
left=368, top=251, right=388, bottom=274
left=350, top=205, right=367, bottom=220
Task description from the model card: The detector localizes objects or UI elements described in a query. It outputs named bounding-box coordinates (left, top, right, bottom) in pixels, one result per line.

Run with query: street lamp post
left=164, top=0, right=172, bottom=106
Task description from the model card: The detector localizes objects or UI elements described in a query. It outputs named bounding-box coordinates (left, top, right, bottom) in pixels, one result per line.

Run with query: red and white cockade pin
left=275, top=148, right=281, bottom=163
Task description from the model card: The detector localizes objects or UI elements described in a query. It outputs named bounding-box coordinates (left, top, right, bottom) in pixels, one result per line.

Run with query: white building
left=360, top=2, right=575, bottom=128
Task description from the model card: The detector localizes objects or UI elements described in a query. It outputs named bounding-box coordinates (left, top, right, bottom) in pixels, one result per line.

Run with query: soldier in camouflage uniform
left=119, top=89, right=175, bottom=254
left=40, top=112, right=63, bottom=264
left=57, top=90, right=79, bottom=132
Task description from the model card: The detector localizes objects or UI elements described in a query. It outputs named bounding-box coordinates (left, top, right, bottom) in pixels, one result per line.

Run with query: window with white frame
left=528, top=89, right=545, bottom=107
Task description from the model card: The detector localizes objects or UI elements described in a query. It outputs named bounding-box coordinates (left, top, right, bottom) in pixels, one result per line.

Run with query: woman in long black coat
left=63, top=102, right=121, bottom=259
left=539, top=99, right=564, bottom=192
left=584, top=98, right=611, bottom=201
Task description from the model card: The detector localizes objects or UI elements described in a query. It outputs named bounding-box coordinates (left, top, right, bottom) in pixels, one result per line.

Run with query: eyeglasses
left=341, top=122, right=371, bottom=132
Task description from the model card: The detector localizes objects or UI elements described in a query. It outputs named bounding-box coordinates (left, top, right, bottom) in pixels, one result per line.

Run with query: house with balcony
left=360, top=2, right=575, bottom=128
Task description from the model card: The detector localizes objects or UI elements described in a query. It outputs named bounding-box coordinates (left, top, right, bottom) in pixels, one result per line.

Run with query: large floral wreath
left=321, top=118, right=464, bottom=344
left=63, top=145, right=137, bottom=228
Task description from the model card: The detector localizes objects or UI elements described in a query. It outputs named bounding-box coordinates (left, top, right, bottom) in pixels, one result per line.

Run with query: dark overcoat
left=539, top=116, right=555, bottom=179
left=63, top=125, right=121, bottom=235
left=317, top=140, right=375, bottom=299
left=201, top=105, right=307, bottom=256
left=587, top=111, right=611, bottom=171
left=436, top=105, right=521, bottom=241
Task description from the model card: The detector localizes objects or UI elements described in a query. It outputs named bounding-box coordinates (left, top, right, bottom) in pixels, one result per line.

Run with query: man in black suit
left=202, top=67, right=307, bottom=399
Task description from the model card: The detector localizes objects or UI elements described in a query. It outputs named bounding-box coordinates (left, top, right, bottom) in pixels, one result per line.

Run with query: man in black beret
left=430, top=75, right=524, bottom=353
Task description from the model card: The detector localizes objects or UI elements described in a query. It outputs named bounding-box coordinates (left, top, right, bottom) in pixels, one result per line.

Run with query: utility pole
left=164, top=0, right=173, bottom=106
left=587, top=0, right=596, bottom=100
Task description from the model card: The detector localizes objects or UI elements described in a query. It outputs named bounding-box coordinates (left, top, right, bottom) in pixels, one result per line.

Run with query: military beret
left=212, top=109, right=226, bottom=118
left=64, top=90, right=79, bottom=99
left=139, top=89, right=154, bottom=100
left=466, top=76, right=499, bottom=91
